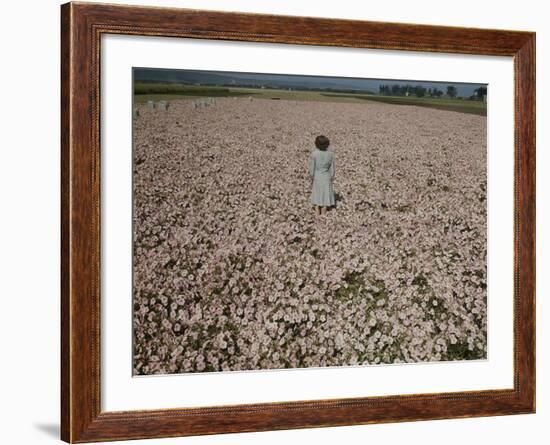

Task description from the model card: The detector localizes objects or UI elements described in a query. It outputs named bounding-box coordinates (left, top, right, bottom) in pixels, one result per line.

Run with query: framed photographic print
left=61, top=2, right=535, bottom=442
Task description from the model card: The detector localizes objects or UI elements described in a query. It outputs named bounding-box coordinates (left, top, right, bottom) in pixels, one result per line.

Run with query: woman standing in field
left=309, top=135, right=335, bottom=215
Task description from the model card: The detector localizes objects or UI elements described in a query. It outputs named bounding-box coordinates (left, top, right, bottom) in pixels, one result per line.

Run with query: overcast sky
left=135, top=68, right=486, bottom=97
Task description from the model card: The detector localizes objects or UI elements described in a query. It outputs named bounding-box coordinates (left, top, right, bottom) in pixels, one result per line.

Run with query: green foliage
left=356, top=95, right=486, bottom=116
left=446, top=85, right=458, bottom=98
left=335, top=271, right=365, bottom=300
left=444, top=341, right=485, bottom=361
left=134, top=82, right=251, bottom=97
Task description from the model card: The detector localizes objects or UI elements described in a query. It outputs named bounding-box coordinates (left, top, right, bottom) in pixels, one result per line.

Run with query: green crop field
left=134, top=82, right=486, bottom=116
left=352, top=95, right=487, bottom=116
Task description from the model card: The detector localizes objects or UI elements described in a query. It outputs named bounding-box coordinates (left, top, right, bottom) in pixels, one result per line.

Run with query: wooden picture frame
left=61, top=2, right=535, bottom=442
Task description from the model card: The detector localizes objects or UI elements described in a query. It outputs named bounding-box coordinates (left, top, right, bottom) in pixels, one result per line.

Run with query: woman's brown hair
left=315, top=135, right=330, bottom=151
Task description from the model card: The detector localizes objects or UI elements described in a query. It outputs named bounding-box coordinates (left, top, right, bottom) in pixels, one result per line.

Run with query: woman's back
left=311, top=149, right=334, bottom=174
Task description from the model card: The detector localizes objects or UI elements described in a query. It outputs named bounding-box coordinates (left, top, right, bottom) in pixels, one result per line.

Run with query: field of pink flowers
left=132, top=97, right=487, bottom=375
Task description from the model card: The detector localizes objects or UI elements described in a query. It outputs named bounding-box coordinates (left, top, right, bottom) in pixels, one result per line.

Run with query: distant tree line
left=378, top=83, right=461, bottom=98
left=471, top=86, right=488, bottom=101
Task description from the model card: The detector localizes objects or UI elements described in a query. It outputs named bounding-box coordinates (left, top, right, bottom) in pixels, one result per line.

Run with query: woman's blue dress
left=309, top=149, right=335, bottom=207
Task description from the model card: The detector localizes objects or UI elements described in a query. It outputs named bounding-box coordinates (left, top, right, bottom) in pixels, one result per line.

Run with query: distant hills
left=134, top=68, right=486, bottom=97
